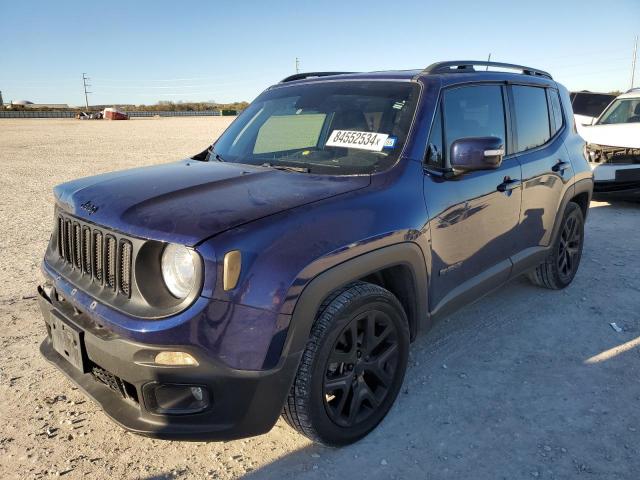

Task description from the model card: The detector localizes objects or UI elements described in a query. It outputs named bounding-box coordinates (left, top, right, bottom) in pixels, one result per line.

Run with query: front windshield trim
left=211, top=79, right=423, bottom=177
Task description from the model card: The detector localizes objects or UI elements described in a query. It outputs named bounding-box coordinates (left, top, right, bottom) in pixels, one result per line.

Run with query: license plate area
left=47, top=311, right=87, bottom=373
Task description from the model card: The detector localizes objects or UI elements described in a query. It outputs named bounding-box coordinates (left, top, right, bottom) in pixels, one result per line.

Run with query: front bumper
left=38, top=286, right=301, bottom=441
left=591, top=163, right=640, bottom=197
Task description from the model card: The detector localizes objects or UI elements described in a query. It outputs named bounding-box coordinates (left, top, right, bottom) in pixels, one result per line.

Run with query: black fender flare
left=549, top=177, right=593, bottom=246
left=282, top=242, right=429, bottom=358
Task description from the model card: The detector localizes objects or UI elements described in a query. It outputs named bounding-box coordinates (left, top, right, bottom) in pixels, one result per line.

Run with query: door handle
left=552, top=160, right=570, bottom=173
left=497, top=177, right=521, bottom=192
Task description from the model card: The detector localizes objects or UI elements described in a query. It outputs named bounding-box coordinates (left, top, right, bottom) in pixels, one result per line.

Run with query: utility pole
left=295, top=57, right=300, bottom=74
left=631, top=35, right=638, bottom=90
left=0, top=90, right=3, bottom=107
left=82, top=73, right=92, bottom=110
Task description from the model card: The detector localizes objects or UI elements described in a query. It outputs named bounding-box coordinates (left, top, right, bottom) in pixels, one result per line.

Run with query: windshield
left=597, top=98, right=640, bottom=125
left=210, top=81, right=420, bottom=175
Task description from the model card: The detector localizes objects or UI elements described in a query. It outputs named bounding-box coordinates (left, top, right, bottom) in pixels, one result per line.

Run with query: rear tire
left=528, top=201, right=585, bottom=289
left=282, top=281, right=409, bottom=446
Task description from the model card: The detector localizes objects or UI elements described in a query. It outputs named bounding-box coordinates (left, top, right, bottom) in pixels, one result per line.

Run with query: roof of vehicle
left=274, top=61, right=556, bottom=89
left=617, top=88, right=640, bottom=99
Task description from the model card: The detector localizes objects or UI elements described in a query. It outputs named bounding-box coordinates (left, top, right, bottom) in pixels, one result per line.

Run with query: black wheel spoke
left=324, top=372, right=352, bottom=393
left=347, top=383, right=363, bottom=424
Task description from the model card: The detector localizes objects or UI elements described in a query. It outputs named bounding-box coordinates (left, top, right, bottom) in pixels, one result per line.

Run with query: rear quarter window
left=547, top=89, right=564, bottom=136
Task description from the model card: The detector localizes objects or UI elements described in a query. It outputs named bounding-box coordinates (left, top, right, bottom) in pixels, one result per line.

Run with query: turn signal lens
left=154, top=351, right=199, bottom=366
left=223, top=250, right=242, bottom=291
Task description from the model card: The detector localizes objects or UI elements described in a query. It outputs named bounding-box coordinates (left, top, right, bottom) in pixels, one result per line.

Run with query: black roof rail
left=422, top=61, right=552, bottom=80
left=280, top=72, right=356, bottom=83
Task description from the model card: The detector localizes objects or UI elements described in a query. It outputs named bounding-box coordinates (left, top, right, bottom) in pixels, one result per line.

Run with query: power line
left=82, top=73, right=92, bottom=109
left=631, top=35, right=638, bottom=89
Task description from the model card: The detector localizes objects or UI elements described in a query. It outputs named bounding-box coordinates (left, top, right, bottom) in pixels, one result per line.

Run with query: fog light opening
left=143, top=383, right=210, bottom=415
left=154, top=351, right=199, bottom=366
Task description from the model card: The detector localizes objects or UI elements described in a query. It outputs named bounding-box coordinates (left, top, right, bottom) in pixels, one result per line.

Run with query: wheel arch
left=284, top=242, right=429, bottom=357
left=550, top=178, right=593, bottom=246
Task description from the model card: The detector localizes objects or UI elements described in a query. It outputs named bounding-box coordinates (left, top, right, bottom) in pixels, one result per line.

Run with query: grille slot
left=55, top=215, right=133, bottom=298
left=64, top=219, right=72, bottom=262
left=119, top=241, right=132, bottom=297
left=73, top=223, right=82, bottom=269
left=82, top=227, right=92, bottom=275
left=105, top=235, right=117, bottom=291
left=93, top=230, right=103, bottom=283
left=57, top=217, right=64, bottom=258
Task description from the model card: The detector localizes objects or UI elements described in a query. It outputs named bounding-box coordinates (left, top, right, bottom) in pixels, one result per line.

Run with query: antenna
left=82, top=73, right=92, bottom=110
left=486, top=53, right=491, bottom=71
left=295, top=57, right=301, bottom=74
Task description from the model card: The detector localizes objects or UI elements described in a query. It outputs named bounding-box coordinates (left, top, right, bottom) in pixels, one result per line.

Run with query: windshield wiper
left=261, top=162, right=310, bottom=173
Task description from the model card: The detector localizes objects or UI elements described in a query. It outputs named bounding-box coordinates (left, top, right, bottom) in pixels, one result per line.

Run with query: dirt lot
left=0, top=117, right=638, bottom=479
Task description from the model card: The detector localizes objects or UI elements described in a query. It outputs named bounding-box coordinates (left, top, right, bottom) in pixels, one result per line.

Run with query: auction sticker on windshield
left=325, top=130, right=389, bottom=152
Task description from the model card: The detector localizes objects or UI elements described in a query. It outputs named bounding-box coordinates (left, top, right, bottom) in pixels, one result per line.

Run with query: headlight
left=161, top=244, right=196, bottom=299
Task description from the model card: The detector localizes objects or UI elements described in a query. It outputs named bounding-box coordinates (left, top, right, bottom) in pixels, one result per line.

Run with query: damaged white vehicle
left=580, top=89, right=640, bottom=197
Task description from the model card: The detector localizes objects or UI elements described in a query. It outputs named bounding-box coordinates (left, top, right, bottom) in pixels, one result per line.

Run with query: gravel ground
left=0, top=117, right=638, bottom=479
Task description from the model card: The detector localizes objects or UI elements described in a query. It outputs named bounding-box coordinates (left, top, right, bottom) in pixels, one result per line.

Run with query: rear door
left=509, top=85, right=571, bottom=273
left=424, top=84, right=522, bottom=315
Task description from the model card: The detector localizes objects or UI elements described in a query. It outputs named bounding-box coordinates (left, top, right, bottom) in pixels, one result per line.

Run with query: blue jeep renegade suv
left=39, top=61, right=594, bottom=446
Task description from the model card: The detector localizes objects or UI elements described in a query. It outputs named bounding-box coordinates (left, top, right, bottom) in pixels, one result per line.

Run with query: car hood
left=54, top=160, right=370, bottom=246
left=579, top=123, right=640, bottom=149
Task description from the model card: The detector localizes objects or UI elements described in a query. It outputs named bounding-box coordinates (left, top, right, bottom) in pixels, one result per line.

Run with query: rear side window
left=512, top=86, right=550, bottom=152
left=443, top=85, right=506, bottom=158
left=547, top=89, right=564, bottom=136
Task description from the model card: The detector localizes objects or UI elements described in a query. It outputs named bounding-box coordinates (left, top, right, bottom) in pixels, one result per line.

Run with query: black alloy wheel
left=557, top=207, right=583, bottom=282
left=282, top=281, right=409, bottom=446
left=323, top=309, right=400, bottom=428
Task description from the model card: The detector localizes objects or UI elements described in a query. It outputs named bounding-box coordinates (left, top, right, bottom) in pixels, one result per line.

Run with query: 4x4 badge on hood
left=80, top=200, right=99, bottom=215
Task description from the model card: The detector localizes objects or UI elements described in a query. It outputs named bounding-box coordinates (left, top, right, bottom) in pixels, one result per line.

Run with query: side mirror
left=450, top=136, right=504, bottom=173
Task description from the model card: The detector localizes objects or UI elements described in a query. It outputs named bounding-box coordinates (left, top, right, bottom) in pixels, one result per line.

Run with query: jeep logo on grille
left=80, top=200, right=99, bottom=215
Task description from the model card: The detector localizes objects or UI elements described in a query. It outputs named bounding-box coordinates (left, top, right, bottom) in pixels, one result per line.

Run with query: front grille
left=56, top=214, right=132, bottom=298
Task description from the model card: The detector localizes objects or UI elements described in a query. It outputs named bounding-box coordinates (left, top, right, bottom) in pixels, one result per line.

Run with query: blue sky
left=1, top=0, right=638, bottom=106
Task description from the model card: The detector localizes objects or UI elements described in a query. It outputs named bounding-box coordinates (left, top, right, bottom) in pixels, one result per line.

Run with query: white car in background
left=570, top=91, right=616, bottom=136
left=579, top=89, right=640, bottom=197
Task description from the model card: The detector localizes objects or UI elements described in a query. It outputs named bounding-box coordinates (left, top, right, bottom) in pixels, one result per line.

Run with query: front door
left=423, top=84, right=522, bottom=316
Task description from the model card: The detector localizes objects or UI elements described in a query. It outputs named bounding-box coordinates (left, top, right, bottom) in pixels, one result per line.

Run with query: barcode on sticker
left=325, top=130, right=389, bottom=152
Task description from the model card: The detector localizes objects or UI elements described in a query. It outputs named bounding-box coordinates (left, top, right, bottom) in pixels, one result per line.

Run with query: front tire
left=282, top=282, right=409, bottom=446
left=528, top=201, right=585, bottom=289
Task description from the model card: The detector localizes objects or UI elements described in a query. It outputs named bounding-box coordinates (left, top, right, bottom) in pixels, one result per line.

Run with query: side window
left=443, top=85, right=506, bottom=160
left=512, top=86, right=551, bottom=152
left=548, top=89, right=564, bottom=136
left=426, top=103, right=443, bottom=167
